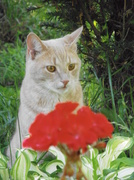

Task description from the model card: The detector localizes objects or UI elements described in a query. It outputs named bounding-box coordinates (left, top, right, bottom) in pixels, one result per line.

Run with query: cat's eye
left=68, top=64, right=75, bottom=71
left=46, top=66, right=56, bottom=72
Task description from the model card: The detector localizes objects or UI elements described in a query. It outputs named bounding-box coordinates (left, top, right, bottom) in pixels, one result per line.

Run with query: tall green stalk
left=129, top=80, right=134, bottom=114
left=107, top=57, right=118, bottom=122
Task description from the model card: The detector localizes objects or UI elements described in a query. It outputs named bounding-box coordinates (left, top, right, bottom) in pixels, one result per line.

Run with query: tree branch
left=77, top=0, right=101, bottom=43
left=122, top=0, right=126, bottom=40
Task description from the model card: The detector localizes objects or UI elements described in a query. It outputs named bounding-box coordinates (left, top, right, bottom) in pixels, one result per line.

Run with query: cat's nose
left=61, top=80, right=69, bottom=88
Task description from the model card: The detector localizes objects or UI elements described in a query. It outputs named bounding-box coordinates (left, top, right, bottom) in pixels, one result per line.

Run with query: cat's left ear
left=64, top=26, right=83, bottom=51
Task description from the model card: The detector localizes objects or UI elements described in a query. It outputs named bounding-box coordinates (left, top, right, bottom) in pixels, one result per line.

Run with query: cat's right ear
left=27, top=33, right=46, bottom=60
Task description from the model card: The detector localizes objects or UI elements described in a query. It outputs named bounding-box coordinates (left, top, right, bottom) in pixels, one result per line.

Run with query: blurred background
left=0, top=0, right=134, bottom=154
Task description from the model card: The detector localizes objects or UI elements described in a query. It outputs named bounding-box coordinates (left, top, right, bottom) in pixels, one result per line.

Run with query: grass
left=0, top=38, right=25, bottom=153
left=0, top=86, right=19, bottom=153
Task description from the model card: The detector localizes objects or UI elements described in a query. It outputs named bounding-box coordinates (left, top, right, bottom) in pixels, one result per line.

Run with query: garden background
left=0, top=0, right=134, bottom=179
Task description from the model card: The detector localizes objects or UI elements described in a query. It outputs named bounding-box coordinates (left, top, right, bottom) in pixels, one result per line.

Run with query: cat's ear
left=64, top=26, right=83, bottom=51
left=27, top=32, right=47, bottom=60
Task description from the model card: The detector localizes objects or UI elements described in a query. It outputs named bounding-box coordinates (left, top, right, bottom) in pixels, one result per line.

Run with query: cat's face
left=26, top=27, right=83, bottom=94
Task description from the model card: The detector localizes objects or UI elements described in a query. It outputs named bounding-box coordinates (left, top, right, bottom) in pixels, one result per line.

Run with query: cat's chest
left=37, top=94, right=59, bottom=109
left=36, top=91, right=71, bottom=112
left=37, top=93, right=70, bottom=106
left=22, top=80, right=76, bottom=115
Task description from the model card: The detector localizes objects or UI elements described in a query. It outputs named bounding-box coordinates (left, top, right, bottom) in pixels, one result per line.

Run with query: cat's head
left=26, top=27, right=83, bottom=94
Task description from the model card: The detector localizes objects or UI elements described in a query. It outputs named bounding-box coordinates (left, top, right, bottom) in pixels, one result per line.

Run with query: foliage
left=0, top=39, right=25, bottom=152
left=0, top=86, right=19, bottom=153
left=0, top=136, right=134, bottom=179
left=82, top=136, right=134, bottom=180
left=0, top=147, right=64, bottom=180
left=0, top=0, right=66, bottom=46
left=0, top=40, right=25, bottom=86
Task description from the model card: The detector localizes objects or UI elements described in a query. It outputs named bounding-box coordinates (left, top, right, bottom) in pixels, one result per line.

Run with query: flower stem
left=60, top=148, right=88, bottom=180
left=36, top=151, right=47, bottom=164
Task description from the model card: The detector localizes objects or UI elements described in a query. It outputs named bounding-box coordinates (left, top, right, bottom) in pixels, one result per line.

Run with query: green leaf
left=0, top=154, right=9, bottom=180
left=111, top=157, right=134, bottom=169
left=101, top=108, right=117, bottom=121
left=117, top=167, right=134, bottom=179
left=38, top=147, right=65, bottom=178
left=45, top=160, right=64, bottom=174
left=49, top=146, right=65, bottom=165
left=81, top=154, right=95, bottom=180
left=129, top=172, right=134, bottom=180
left=81, top=147, right=99, bottom=180
left=103, top=168, right=116, bottom=176
left=81, top=156, right=93, bottom=170
left=28, top=163, right=48, bottom=178
left=104, top=158, right=134, bottom=180
left=0, top=159, right=7, bottom=168
left=27, top=174, right=42, bottom=180
left=11, top=150, right=31, bottom=180
left=97, top=136, right=134, bottom=174
left=28, top=163, right=60, bottom=179
left=23, top=149, right=37, bottom=162
left=87, top=146, right=99, bottom=160
left=105, top=167, right=134, bottom=180
left=0, top=152, right=8, bottom=164
left=104, top=171, right=117, bottom=180
left=0, top=168, right=9, bottom=180
left=82, top=136, right=134, bottom=180
left=81, top=146, right=99, bottom=180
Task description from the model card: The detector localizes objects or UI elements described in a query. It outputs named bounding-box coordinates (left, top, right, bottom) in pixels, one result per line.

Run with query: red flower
left=23, top=102, right=114, bottom=152
left=23, top=113, right=59, bottom=150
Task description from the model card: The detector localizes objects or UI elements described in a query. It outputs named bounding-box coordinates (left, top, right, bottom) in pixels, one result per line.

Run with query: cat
left=6, top=26, right=83, bottom=165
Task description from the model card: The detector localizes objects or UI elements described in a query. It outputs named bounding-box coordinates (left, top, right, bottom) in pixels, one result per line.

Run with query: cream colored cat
left=6, top=26, right=83, bottom=165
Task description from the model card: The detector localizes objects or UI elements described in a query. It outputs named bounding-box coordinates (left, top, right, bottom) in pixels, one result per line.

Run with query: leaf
left=104, top=158, right=134, bottom=180
left=27, top=174, right=42, bottom=180
left=81, top=156, right=93, bottom=170
left=111, top=157, right=134, bottom=169
left=23, top=149, right=37, bottom=162
left=103, top=168, right=116, bottom=176
left=118, top=167, right=134, bottom=179
left=49, top=146, right=65, bottom=165
left=0, top=152, right=8, bottom=164
left=129, top=172, right=134, bottom=180
left=82, top=136, right=134, bottom=179
left=45, top=160, right=64, bottom=174
left=104, top=170, right=117, bottom=180
left=81, top=147, right=99, bottom=180
left=0, top=168, right=9, bottom=180
left=0, top=159, right=7, bottom=168
left=87, top=146, right=99, bottom=160
left=100, top=108, right=116, bottom=121
left=28, top=163, right=48, bottom=178
left=11, top=150, right=31, bottom=180
left=81, top=156, right=94, bottom=180
left=105, top=167, right=134, bottom=180
left=97, top=136, right=134, bottom=174
left=0, top=154, right=9, bottom=180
